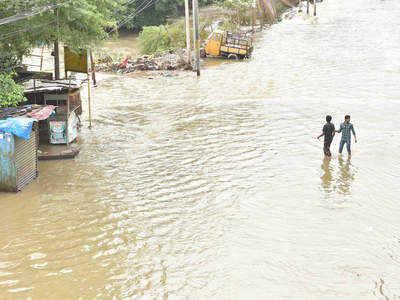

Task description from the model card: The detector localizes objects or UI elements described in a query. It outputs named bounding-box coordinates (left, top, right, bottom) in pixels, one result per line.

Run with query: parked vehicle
left=204, top=30, right=253, bottom=59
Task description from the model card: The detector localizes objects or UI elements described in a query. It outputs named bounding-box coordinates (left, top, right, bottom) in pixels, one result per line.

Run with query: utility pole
left=54, top=41, right=60, bottom=80
left=313, top=0, right=317, bottom=16
left=184, top=0, right=191, bottom=66
left=252, top=0, right=257, bottom=31
left=257, top=0, right=264, bottom=29
left=90, top=51, right=97, bottom=86
left=192, top=0, right=200, bottom=76
left=54, top=8, right=60, bottom=80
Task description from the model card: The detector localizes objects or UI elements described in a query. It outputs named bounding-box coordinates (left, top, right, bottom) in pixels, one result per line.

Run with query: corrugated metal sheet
left=15, top=128, right=38, bottom=191
left=0, top=132, right=16, bottom=192
left=0, top=127, right=38, bottom=192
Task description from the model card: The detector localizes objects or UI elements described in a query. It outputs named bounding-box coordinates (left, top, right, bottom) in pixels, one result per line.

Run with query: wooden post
left=257, top=0, right=264, bottom=29
left=192, top=0, right=200, bottom=76
left=87, top=73, right=92, bottom=129
left=39, top=46, right=45, bottom=71
left=33, top=79, right=37, bottom=104
left=313, top=0, right=317, bottom=16
left=54, top=41, right=60, bottom=80
left=89, top=51, right=97, bottom=86
left=252, top=0, right=256, bottom=31
left=184, top=0, right=191, bottom=66
left=67, top=76, right=71, bottom=147
left=307, top=0, right=310, bottom=15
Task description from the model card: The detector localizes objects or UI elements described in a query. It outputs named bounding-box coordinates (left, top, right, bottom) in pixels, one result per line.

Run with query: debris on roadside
left=95, top=49, right=193, bottom=74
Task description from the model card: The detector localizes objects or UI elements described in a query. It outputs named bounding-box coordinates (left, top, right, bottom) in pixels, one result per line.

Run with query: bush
left=139, top=20, right=210, bottom=55
left=139, top=26, right=172, bottom=54
left=217, top=0, right=253, bottom=31
left=276, top=2, right=291, bottom=16
left=0, top=73, right=26, bottom=108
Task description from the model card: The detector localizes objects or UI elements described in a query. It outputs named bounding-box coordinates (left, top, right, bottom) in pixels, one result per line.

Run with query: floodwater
left=2, top=0, right=400, bottom=298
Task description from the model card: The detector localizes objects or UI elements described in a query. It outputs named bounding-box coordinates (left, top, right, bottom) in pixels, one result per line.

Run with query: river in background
left=2, top=0, right=400, bottom=298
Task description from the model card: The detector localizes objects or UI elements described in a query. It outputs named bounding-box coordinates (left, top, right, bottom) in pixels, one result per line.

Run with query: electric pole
left=252, top=0, right=257, bottom=31
left=192, top=0, right=200, bottom=76
left=54, top=41, right=60, bottom=80
left=184, top=0, right=191, bottom=66
left=54, top=8, right=60, bottom=80
left=313, top=0, right=317, bottom=16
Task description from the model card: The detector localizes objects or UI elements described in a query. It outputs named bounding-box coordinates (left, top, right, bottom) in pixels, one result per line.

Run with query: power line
left=0, top=1, right=70, bottom=26
left=0, top=20, right=55, bottom=40
left=107, top=0, right=160, bottom=36
left=122, top=0, right=142, bottom=8
left=0, top=5, right=57, bottom=26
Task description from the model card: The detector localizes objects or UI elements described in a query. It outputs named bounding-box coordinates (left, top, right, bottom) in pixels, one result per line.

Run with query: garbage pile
left=95, top=49, right=192, bottom=74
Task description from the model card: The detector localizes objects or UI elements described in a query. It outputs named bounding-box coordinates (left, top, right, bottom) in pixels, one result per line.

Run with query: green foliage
left=116, top=0, right=216, bottom=32
left=0, top=73, right=26, bottom=108
left=276, top=1, right=290, bottom=16
left=217, top=0, right=253, bottom=30
left=139, top=20, right=210, bottom=55
left=0, top=0, right=123, bottom=72
left=0, top=0, right=219, bottom=70
left=139, top=26, right=171, bottom=55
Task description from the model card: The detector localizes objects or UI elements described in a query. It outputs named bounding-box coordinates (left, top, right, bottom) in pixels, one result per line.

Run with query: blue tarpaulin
left=0, top=117, right=34, bottom=140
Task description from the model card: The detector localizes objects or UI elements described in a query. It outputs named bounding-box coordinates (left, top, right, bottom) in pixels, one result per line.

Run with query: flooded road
left=2, top=0, right=400, bottom=298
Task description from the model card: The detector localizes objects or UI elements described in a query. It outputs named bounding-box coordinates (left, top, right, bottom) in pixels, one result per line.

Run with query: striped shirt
left=338, top=122, right=355, bottom=141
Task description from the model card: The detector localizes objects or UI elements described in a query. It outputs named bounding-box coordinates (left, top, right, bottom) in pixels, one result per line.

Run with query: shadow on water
left=321, top=155, right=356, bottom=197
left=321, top=156, right=334, bottom=194
left=337, top=155, right=355, bottom=196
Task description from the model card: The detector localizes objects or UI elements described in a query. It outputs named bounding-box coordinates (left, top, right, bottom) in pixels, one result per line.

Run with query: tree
left=0, top=73, right=26, bottom=108
left=0, top=0, right=123, bottom=72
left=0, top=0, right=218, bottom=72
left=116, top=0, right=216, bottom=32
left=138, top=20, right=210, bottom=55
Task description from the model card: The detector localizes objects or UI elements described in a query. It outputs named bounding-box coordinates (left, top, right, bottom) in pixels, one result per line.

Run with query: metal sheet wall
left=0, top=133, right=16, bottom=192
left=15, top=128, right=38, bottom=191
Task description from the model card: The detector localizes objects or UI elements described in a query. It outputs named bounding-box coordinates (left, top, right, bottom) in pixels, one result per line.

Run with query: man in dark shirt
left=317, top=115, right=335, bottom=157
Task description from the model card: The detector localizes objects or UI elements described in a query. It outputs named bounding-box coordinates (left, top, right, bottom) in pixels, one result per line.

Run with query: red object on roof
left=26, top=105, right=56, bottom=121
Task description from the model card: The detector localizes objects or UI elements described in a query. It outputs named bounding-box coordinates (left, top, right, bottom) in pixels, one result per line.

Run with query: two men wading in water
left=317, top=115, right=357, bottom=157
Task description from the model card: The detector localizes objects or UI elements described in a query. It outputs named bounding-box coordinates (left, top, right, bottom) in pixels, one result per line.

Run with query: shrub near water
left=139, top=26, right=173, bottom=55
left=0, top=73, right=26, bottom=108
left=139, top=20, right=210, bottom=55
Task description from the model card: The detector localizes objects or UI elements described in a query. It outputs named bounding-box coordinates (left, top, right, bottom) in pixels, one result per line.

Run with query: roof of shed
left=0, top=105, right=56, bottom=121
left=23, top=79, right=82, bottom=94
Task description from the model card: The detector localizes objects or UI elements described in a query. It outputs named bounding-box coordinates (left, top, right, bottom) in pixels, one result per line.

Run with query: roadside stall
left=23, top=79, right=82, bottom=158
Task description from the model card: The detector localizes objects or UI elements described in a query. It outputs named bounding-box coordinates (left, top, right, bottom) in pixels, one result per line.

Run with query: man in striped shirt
left=337, top=115, right=357, bottom=155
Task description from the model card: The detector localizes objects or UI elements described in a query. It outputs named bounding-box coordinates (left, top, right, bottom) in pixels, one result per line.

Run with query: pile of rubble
left=95, top=49, right=192, bottom=74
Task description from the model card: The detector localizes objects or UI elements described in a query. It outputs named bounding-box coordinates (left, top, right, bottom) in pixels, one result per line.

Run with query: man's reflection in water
left=337, top=156, right=355, bottom=195
left=321, top=156, right=355, bottom=196
left=321, top=156, right=333, bottom=194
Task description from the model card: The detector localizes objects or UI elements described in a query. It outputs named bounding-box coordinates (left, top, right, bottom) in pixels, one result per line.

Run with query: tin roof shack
left=23, top=79, right=82, bottom=159
left=0, top=113, right=39, bottom=192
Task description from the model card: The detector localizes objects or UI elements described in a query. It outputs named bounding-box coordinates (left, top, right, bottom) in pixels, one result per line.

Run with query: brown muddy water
left=2, top=0, right=400, bottom=298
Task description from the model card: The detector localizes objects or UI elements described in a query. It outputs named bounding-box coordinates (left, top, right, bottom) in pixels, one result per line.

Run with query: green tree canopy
left=0, top=0, right=217, bottom=72
left=116, top=0, right=216, bottom=32
left=0, top=0, right=123, bottom=73
left=0, top=73, right=26, bottom=108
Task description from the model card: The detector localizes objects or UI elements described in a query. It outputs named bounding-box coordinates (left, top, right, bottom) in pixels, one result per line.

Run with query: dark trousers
left=323, top=139, right=332, bottom=157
